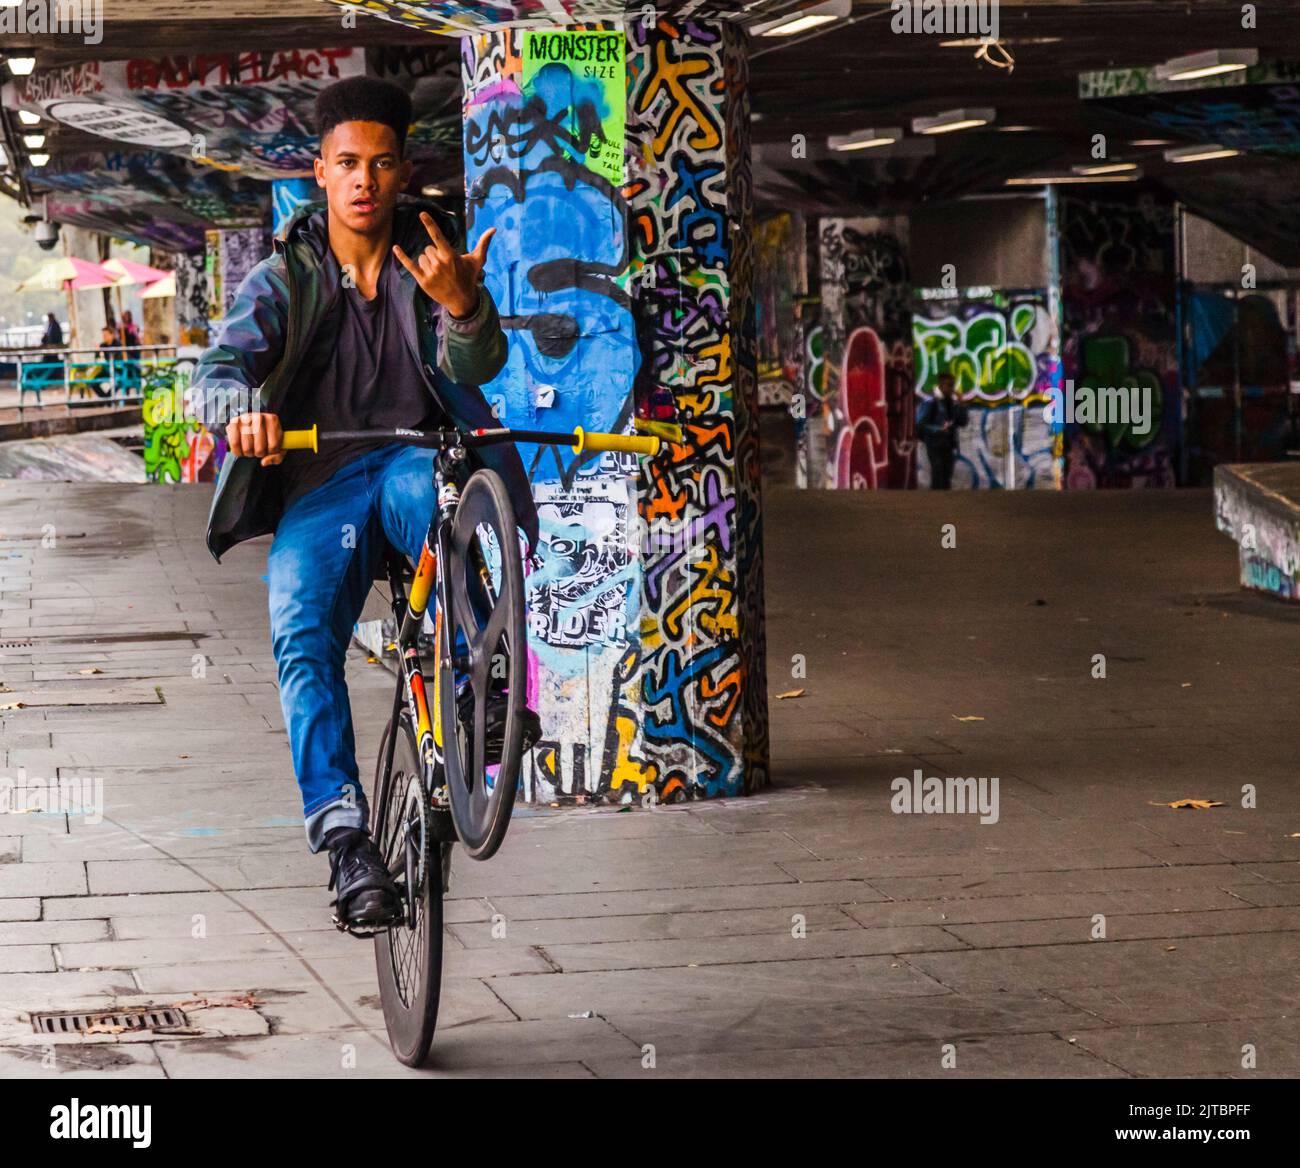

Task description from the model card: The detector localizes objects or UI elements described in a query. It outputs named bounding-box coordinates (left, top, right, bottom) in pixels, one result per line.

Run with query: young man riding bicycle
left=190, top=77, right=539, bottom=933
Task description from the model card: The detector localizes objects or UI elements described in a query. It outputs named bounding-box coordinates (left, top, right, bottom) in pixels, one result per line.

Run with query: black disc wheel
left=438, top=468, right=527, bottom=861
left=372, top=712, right=444, bottom=1067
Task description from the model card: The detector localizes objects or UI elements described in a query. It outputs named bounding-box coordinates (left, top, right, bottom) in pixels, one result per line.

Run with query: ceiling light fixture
left=939, top=36, right=1061, bottom=47
left=22, top=134, right=45, bottom=149
left=1129, top=139, right=1172, bottom=147
left=420, top=184, right=446, bottom=197
left=28, top=153, right=49, bottom=166
left=5, top=57, right=36, bottom=76
left=752, top=0, right=850, bottom=38
left=1005, top=172, right=1140, bottom=186
left=998, top=125, right=1038, bottom=133
left=912, top=108, right=996, bottom=135
left=1156, top=48, right=1257, bottom=83
left=1072, top=161, right=1139, bottom=175
left=828, top=127, right=903, bottom=152
left=17, top=110, right=40, bottom=126
left=1163, top=144, right=1241, bottom=163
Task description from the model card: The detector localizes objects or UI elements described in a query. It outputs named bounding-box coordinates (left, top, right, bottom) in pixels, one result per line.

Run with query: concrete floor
left=0, top=480, right=1297, bottom=1078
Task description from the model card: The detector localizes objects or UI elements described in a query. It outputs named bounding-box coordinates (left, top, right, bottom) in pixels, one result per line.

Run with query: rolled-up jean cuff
left=305, top=800, right=368, bottom=853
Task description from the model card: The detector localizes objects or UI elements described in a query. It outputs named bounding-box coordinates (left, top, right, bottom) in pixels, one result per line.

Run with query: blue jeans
left=267, top=444, right=438, bottom=852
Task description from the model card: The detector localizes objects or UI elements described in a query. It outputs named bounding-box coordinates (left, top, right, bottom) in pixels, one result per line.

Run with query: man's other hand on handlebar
left=228, top=411, right=285, bottom=467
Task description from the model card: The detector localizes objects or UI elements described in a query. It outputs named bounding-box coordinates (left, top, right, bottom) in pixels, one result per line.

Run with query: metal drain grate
left=31, top=1006, right=188, bottom=1035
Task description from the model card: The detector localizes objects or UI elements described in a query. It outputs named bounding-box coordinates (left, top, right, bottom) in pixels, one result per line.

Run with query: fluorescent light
left=939, top=36, right=1061, bottom=48
left=0, top=146, right=6, bottom=166
left=1005, top=173, right=1140, bottom=186
left=998, top=125, right=1038, bottom=133
left=753, top=0, right=850, bottom=37
left=828, top=127, right=903, bottom=152
left=1129, top=139, right=1172, bottom=147
left=912, top=108, right=995, bottom=135
left=1156, top=48, right=1257, bottom=82
left=28, top=153, right=48, bottom=167
left=420, top=184, right=446, bottom=197
left=1163, top=144, right=1241, bottom=163
left=17, top=110, right=40, bottom=125
left=22, top=134, right=44, bottom=149
left=5, top=57, right=36, bottom=76
left=1073, top=161, right=1139, bottom=175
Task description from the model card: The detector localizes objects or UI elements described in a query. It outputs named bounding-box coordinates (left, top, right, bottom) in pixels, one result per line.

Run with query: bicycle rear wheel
left=372, top=711, right=444, bottom=1067
left=438, top=468, right=527, bottom=861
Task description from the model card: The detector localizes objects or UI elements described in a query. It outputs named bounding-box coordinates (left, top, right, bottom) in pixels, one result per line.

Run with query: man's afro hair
left=315, top=77, right=413, bottom=155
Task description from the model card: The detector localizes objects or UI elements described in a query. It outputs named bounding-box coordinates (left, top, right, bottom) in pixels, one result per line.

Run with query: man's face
left=937, top=376, right=955, bottom=396
left=314, top=120, right=412, bottom=236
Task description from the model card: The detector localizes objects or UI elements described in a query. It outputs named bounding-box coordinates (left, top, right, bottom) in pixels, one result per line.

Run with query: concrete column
left=813, top=216, right=913, bottom=490
left=461, top=19, right=768, bottom=803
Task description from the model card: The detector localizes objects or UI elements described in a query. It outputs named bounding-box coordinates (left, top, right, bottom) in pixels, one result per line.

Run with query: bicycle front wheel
left=372, top=711, right=444, bottom=1067
left=438, top=467, right=527, bottom=861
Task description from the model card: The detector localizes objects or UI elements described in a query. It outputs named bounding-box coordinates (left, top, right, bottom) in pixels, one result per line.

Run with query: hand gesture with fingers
left=393, top=212, right=495, bottom=320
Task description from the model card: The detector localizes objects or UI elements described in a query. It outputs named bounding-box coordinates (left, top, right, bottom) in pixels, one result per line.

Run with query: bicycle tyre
left=438, top=467, right=527, bottom=861
left=372, top=711, right=444, bottom=1067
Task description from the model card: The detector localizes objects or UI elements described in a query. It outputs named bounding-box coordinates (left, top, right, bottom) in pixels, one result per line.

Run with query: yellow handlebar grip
left=281, top=425, right=318, bottom=453
left=572, top=427, right=661, bottom=457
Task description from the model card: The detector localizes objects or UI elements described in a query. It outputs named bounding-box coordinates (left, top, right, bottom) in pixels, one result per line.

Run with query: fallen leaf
left=1165, top=946, right=1177, bottom=952
left=78, top=667, right=103, bottom=675
left=953, top=715, right=985, bottom=722
left=775, top=688, right=806, bottom=700
left=84, top=1023, right=127, bottom=1035
left=1149, top=799, right=1225, bottom=810
left=0, top=701, right=26, bottom=710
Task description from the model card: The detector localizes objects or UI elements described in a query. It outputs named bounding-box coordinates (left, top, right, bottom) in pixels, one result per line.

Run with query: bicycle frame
left=377, top=442, right=469, bottom=811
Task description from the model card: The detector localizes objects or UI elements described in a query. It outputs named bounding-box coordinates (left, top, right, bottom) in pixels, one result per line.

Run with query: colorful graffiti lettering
left=912, top=297, right=1061, bottom=489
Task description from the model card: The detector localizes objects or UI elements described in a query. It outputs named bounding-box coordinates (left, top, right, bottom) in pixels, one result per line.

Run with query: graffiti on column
left=629, top=20, right=766, bottom=798
left=173, top=251, right=210, bottom=345
left=912, top=296, right=1061, bottom=489
left=461, top=19, right=766, bottom=803
left=1061, top=194, right=1179, bottom=488
left=815, top=217, right=914, bottom=490
left=463, top=27, right=647, bottom=805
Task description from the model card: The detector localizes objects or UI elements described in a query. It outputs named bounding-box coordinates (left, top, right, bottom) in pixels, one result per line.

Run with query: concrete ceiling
left=3, top=0, right=1297, bottom=260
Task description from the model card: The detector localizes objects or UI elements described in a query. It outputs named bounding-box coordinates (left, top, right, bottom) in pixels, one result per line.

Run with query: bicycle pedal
left=330, top=913, right=391, bottom=939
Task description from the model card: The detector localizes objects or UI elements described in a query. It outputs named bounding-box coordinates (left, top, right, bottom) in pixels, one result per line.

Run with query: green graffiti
left=1076, top=335, right=1163, bottom=450
left=913, top=305, right=1044, bottom=403
left=141, top=363, right=202, bottom=484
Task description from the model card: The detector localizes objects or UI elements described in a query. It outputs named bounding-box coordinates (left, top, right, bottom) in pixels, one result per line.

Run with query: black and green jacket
left=190, top=198, right=537, bottom=561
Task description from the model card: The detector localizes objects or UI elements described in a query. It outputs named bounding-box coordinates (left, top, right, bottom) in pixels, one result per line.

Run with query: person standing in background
left=917, top=371, right=969, bottom=490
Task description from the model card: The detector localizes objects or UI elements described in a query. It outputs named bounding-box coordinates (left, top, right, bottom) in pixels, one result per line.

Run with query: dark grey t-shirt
left=276, top=254, right=443, bottom=511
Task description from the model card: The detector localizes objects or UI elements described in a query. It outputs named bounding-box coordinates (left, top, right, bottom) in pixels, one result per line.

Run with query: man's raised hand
left=392, top=211, right=495, bottom=320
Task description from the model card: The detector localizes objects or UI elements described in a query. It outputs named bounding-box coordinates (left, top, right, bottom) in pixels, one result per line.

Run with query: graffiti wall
left=461, top=18, right=766, bottom=803
left=1060, top=193, right=1179, bottom=488
left=1215, top=465, right=1300, bottom=600
left=755, top=212, right=807, bottom=404
left=812, top=216, right=914, bottom=489
left=142, top=359, right=228, bottom=484
left=174, top=251, right=209, bottom=346
left=912, top=294, right=1062, bottom=489
left=205, top=228, right=271, bottom=322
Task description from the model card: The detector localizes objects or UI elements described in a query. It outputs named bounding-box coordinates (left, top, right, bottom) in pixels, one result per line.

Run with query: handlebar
left=275, top=421, right=681, bottom=459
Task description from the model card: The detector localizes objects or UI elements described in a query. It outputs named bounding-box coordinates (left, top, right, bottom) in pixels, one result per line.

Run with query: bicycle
left=278, top=417, right=675, bottom=1066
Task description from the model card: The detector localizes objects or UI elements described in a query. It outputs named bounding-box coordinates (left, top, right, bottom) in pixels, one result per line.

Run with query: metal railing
left=0, top=344, right=181, bottom=424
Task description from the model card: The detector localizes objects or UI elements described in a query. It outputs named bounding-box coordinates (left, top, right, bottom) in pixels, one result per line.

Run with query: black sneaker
left=457, top=685, right=542, bottom=765
left=325, top=827, right=404, bottom=934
